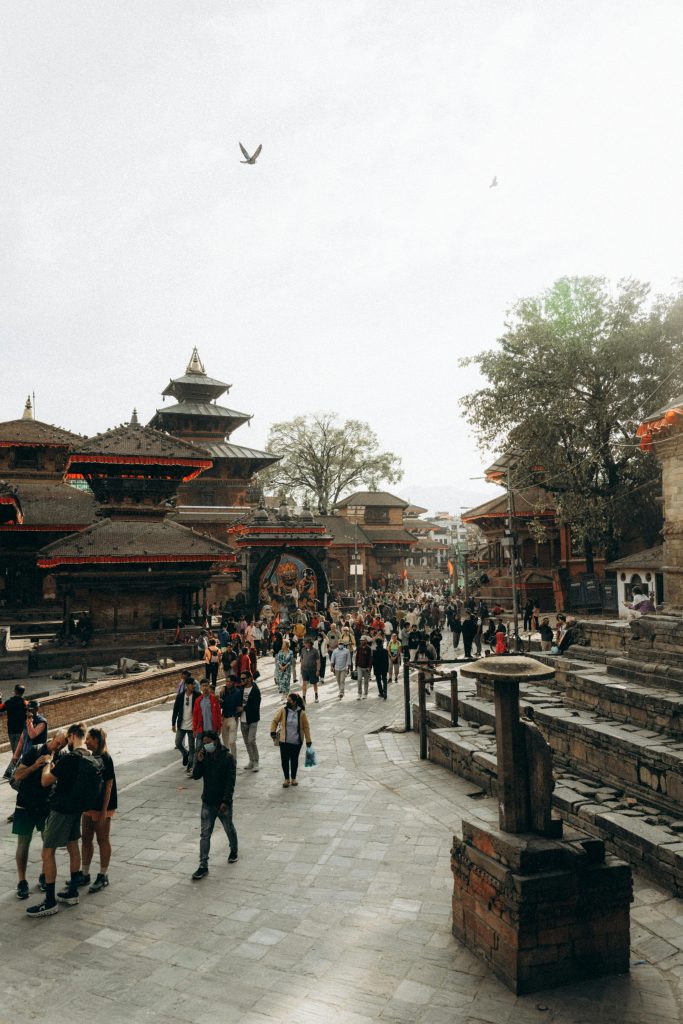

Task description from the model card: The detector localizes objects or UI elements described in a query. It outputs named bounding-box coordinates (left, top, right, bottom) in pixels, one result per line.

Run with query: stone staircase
left=414, top=631, right=683, bottom=895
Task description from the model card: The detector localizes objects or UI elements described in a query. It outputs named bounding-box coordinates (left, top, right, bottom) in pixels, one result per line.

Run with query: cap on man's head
left=27, top=699, right=40, bottom=710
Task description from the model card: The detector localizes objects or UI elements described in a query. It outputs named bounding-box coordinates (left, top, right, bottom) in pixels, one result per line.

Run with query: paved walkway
left=1, top=655, right=683, bottom=1023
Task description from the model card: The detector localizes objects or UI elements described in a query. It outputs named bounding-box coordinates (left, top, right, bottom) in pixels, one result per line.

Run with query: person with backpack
left=26, top=722, right=103, bottom=918
left=204, top=638, right=222, bottom=688
left=79, top=727, right=117, bottom=894
left=12, top=729, right=68, bottom=900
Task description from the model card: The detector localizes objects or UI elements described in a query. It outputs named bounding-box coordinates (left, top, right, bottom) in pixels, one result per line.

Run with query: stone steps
left=417, top=706, right=683, bottom=896
left=427, top=681, right=683, bottom=813
left=532, top=653, right=683, bottom=733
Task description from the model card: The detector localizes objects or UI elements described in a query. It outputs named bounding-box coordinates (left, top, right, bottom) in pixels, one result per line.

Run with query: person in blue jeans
left=191, top=731, right=238, bottom=880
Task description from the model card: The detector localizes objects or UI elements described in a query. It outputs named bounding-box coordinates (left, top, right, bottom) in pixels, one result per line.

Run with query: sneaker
left=314, top=696, right=319, bottom=703
left=291, top=779, right=298, bottom=787
left=16, top=880, right=29, bottom=900
left=56, top=886, right=79, bottom=906
left=283, top=780, right=290, bottom=788
left=356, top=696, right=361, bottom=701
left=243, top=763, right=254, bottom=771
left=182, top=754, right=188, bottom=767
left=251, top=764, right=259, bottom=772
left=88, top=873, right=109, bottom=893
left=185, top=767, right=193, bottom=775
left=26, top=900, right=58, bottom=918
left=192, top=865, right=209, bottom=881
left=77, top=872, right=91, bottom=888
left=228, top=851, right=238, bottom=864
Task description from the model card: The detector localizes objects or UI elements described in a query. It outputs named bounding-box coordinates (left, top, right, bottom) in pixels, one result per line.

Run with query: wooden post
left=403, top=656, right=411, bottom=732
left=418, top=670, right=428, bottom=760
left=450, top=670, right=458, bottom=726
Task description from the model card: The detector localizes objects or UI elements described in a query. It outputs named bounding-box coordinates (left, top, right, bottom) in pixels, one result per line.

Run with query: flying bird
left=239, top=143, right=262, bottom=165
left=489, top=176, right=498, bottom=188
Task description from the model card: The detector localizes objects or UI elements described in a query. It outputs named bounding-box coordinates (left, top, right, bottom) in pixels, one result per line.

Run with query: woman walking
left=270, top=693, right=312, bottom=788
left=80, top=727, right=117, bottom=893
left=274, top=639, right=294, bottom=697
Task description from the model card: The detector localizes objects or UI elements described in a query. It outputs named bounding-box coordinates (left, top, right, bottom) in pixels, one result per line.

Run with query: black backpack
left=66, top=749, right=104, bottom=813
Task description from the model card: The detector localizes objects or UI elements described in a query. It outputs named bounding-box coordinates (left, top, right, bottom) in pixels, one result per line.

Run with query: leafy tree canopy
left=460, top=276, right=683, bottom=564
left=263, top=412, right=403, bottom=515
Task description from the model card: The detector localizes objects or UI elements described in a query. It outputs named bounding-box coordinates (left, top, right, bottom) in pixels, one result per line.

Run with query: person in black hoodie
left=460, top=614, right=478, bottom=660
left=239, top=672, right=261, bottom=772
left=191, top=731, right=237, bottom=880
left=372, top=638, right=389, bottom=700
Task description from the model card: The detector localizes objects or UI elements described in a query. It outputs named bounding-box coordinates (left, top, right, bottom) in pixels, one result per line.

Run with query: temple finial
left=186, top=347, right=206, bottom=376
left=130, top=408, right=139, bottom=426
left=22, top=395, right=33, bottom=420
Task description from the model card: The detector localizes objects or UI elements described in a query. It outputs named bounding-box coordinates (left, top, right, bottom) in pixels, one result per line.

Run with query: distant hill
left=396, top=483, right=500, bottom=518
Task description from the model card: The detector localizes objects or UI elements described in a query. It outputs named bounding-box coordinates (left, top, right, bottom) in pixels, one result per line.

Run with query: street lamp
left=348, top=505, right=363, bottom=598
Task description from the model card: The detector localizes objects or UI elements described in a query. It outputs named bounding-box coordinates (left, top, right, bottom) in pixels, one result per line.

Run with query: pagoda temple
left=37, top=417, right=238, bottom=634
left=0, top=401, right=96, bottom=607
left=149, top=349, right=279, bottom=537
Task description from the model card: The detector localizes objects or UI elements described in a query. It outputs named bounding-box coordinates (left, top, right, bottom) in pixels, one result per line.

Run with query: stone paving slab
left=0, top=653, right=682, bottom=1022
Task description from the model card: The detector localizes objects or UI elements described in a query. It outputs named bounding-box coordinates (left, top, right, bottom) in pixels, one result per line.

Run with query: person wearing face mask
left=12, top=729, right=68, bottom=901
left=191, top=731, right=238, bottom=880
left=270, top=693, right=312, bottom=788
left=191, top=680, right=222, bottom=760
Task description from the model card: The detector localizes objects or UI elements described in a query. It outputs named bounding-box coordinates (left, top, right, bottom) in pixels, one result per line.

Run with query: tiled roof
left=317, top=515, right=371, bottom=545
left=71, top=422, right=211, bottom=461
left=335, top=491, right=409, bottom=509
left=462, top=486, right=555, bottom=521
left=202, top=441, right=279, bottom=466
left=0, top=418, right=81, bottom=446
left=16, top=481, right=97, bottom=527
left=360, top=527, right=416, bottom=544
left=38, top=518, right=235, bottom=564
left=152, top=402, right=252, bottom=423
left=605, top=545, right=663, bottom=571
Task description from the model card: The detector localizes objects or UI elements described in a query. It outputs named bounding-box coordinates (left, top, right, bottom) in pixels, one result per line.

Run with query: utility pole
left=505, top=468, right=520, bottom=649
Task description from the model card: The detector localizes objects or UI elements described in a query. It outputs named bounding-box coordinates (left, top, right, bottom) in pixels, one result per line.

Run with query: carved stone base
left=451, top=820, right=632, bottom=994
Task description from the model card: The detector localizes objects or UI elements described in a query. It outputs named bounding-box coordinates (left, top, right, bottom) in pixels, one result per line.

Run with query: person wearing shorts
left=26, top=723, right=89, bottom=919
left=12, top=731, right=68, bottom=900
left=80, top=726, right=118, bottom=894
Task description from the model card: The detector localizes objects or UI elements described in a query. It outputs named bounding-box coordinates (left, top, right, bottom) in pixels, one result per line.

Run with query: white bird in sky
left=239, top=143, right=262, bottom=165
left=489, top=175, right=498, bottom=188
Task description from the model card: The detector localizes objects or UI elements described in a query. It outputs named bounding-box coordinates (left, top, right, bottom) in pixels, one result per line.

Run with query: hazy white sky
left=2, top=1, right=683, bottom=509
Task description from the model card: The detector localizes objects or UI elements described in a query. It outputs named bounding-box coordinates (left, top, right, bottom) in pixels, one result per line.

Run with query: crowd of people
left=0, top=701, right=117, bottom=918
left=1, top=581, right=583, bottom=913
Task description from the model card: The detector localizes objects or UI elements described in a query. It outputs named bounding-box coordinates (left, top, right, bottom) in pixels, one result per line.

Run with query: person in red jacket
left=192, top=680, right=222, bottom=752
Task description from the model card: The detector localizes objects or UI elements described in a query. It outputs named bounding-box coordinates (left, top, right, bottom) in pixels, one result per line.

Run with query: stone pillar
left=656, top=426, right=683, bottom=608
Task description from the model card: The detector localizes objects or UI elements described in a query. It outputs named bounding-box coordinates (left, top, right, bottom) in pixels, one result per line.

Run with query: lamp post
left=348, top=505, right=363, bottom=598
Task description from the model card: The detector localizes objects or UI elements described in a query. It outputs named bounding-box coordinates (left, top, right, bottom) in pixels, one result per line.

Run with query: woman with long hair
left=80, top=726, right=117, bottom=893
left=274, top=638, right=294, bottom=696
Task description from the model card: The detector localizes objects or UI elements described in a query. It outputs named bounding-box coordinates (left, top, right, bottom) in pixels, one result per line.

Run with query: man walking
left=355, top=637, right=372, bottom=699
left=300, top=638, right=320, bottom=704
left=218, top=677, right=243, bottom=763
left=191, top=731, right=238, bottom=879
left=240, top=672, right=261, bottom=771
left=372, top=637, right=389, bottom=700
left=192, top=679, right=222, bottom=750
left=330, top=641, right=351, bottom=700
left=0, top=684, right=27, bottom=779
left=172, top=677, right=200, bottom=773
left=26, top=723, right=102, bottom=918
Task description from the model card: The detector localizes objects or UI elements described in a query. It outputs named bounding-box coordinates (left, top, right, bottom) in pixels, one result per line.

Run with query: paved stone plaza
left=2, top=658, right=683, bottom=1023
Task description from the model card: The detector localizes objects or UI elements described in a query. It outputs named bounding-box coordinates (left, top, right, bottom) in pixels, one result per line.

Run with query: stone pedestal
left=451, top=820, right=632, bottom=994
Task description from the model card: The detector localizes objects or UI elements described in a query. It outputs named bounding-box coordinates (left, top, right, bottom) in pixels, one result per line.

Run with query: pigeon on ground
left=240, top=143, right=262, bottom=164
left=489, top=176, right=498, bottom=188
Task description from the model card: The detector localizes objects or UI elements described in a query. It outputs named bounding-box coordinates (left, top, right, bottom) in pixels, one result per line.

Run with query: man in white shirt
left=172, top=679, right=199, bottom=773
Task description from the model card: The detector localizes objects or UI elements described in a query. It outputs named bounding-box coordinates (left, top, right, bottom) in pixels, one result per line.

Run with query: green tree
left=460, top=276, right=683, bottom=567
left=263, top=412, right=403, bottom=515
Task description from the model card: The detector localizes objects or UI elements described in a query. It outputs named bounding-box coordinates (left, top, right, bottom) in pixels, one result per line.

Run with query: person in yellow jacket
left=270, top=693, right=312, bottom=788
